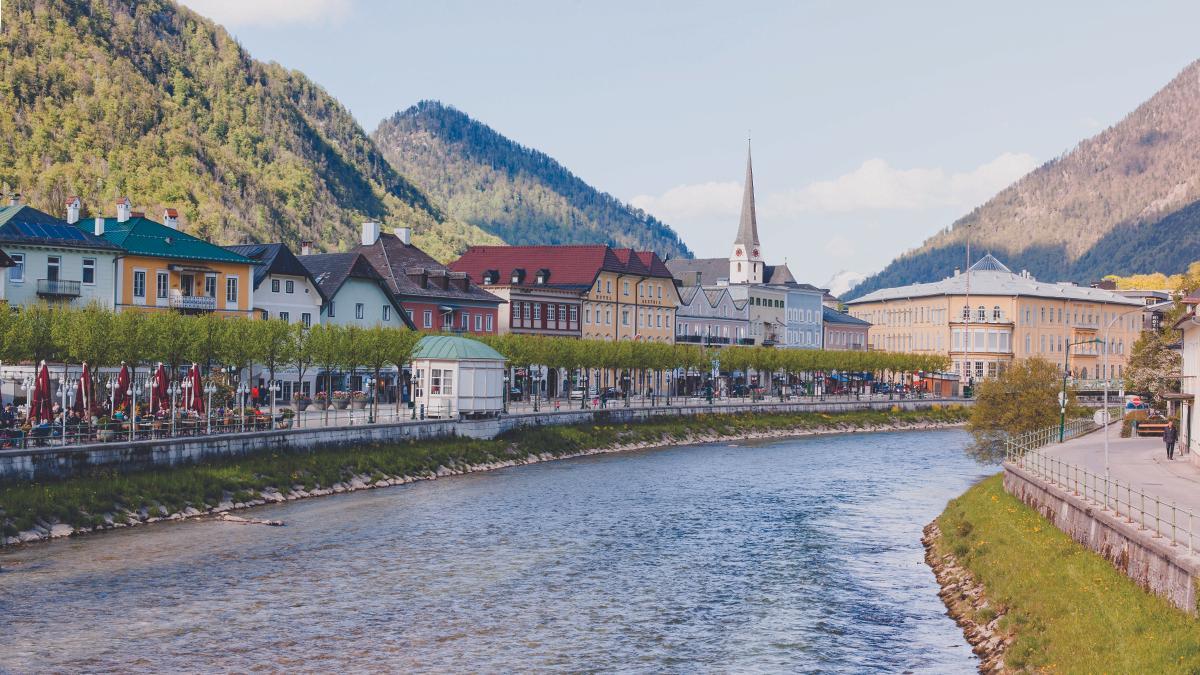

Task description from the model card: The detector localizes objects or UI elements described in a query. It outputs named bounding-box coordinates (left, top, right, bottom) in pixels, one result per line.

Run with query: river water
left=1, top=428, right=991, bottom=673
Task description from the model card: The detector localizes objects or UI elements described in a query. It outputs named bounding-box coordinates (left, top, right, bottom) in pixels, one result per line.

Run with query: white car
left=568, top=387, right=588, bottom=400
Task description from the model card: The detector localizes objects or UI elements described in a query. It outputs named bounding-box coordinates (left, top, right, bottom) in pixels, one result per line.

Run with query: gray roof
left=848, top=255, right=1143, bottom=307
left=227, top=242, right=327, bottom=302
left=665, top=257, right=730, bottom=285
left=823, top=305, right=871, bottom=326
left=299, top=252, right=416, bottom=329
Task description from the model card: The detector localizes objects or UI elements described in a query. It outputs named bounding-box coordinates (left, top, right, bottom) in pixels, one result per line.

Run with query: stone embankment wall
left=1003, top=462, right=1200, bottom=613
left=0, top=399, right=963, bottom=483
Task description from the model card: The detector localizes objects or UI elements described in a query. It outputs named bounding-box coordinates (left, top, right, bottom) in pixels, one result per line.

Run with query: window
left=406, top=309, right=414, bottom=323
left=622, top=310, right=630, bottom=326
left=205, top=275, right=217, bottom=298
left=156, top=272, right=169, bottom=299
left=442, top=312, right=452, bottom=328
left=993, top=306, right=1001, bottom=321
left=412, top=368, right=424, bottom=399
left=82, top=258, right=96, bottom=285
left=548, top=304, right=556, bottom=322
left=533, top=304, right=541, bottom=321
left=486, top=315, right=493, bottom=331
left=605, top=308, right=612, bottom=325
left=226, top=277, right=239, bottom=304
left=328, top=301, right=336, bottom=318
left=962, top=305, right=969, bottom=321
left=606, top=280, right=612, bottom=294
left=977, top=306, right=986, bottom=321
left=301, top=313, right=312, bottom=328
left=523, top=303, right=531, bottom=320
left=8, top=253, right=23, bottom=282
left=623, top=281, right=630, bottom=296
left=423, top=310, right=432, bottom=328
left=474, top=314, right=482, bottom=331
left=46, top=255, right=61, bottom=282
left=382, top=305, right=391, bottom=322
left=260, top=310, right=269, bottom=320
left=279, top=311, right=290, bottom=322
left=431, top=368, right=443, bottom=395
left=461, top=312, right=469, bottom=329
left=569, top=306, right=578, bottom=324
left=285, top=280, right=295, bottom=294
left=585, top=307, right=591, bottom=323
left=271, top=279, right=281, bottom=293
left=355, top=303, right=364, bottom=320
left=133, top=270, right=146, bottom=298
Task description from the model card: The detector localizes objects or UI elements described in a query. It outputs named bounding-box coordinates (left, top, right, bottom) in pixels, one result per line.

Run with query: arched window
left=977, top=305, right=986, bottom=321
left=962, top=305, right=970, bottom=321
left=992, top=305, right=1002, bottom=321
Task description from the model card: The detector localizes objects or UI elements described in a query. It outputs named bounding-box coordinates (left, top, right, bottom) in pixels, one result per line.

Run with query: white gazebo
left=410, top=335, right=506, bottom=418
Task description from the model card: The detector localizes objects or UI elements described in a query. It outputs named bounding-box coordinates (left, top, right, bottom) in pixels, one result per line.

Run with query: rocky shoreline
left=922, top=521, right=1014, bottom=673
left=4, top=420, right=962, bottom=548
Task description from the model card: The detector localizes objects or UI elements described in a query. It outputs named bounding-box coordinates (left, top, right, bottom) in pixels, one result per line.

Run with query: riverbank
left=927, top=474, right=1200, bottom=673
left=1, top=406, right=967, bottom=547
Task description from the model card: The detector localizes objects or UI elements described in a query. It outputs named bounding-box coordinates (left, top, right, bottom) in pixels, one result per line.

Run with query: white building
left=410, top=335, right=506, bottom=418
left=227, top=243, right=325, bottom=328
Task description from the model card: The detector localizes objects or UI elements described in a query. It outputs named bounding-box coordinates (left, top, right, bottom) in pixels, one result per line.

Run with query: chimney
left=93, top=216, right=105, bottom=237
left=361, top=221, right=380, bottom=246
left=300, top=240, right=314, bottom=256
left=8, top=193, right=20, bottom=206
left=394, top=226, right=411, bottom=245
left=65, top=196, right=81, bottom=224
left=163, top=208, right=179, bottom=230
left=406, top=267, right=428, bottom=288
left=116, top=197, right=132, bottom=223
left=954, top=267, right=961, bottom=277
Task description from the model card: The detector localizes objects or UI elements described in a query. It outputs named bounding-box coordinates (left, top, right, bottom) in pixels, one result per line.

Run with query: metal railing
left=169, top=294, right=217, bottom=311
left=36, top=279, right=81, bottom=297
left=1005, top=420, right=1200, bottom=555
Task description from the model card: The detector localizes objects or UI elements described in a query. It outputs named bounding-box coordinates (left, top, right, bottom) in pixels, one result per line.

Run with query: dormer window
left=511, top=268, right=526, bottom=284
left=482, top=269, right=499, bottom=285
left=535, top=268, right=550, bottom=284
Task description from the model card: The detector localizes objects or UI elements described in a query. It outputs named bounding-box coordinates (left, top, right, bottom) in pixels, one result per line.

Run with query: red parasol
left=29, top=360, right=53, bottom=422
left=188, top=364, right=204, bottom=413
left=71, top=375, right=86, bottom=416
left=152, top=363, right=170, bottom=413
left=79, top=362, right=95, bottom=415
left=113, top=363, right=130, bottom=413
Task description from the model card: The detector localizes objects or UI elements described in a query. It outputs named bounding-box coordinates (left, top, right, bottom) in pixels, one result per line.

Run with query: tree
left=110, top=310, right=151, bottom=408
left=290, top=322, right=317, bottom=415
left=967, top=357, right=1076, bottom=462
left=145, top=311, right=196, bottom=382
left=307, top=323, right=343, bottom=426
left=359, top=326, right=395, bottom=422
left=253, top=319, right=295, bottom=420
left=220, top=317, right=258, bottom=408
left=1124, top=328, right=1182, bottom=407
left=7, top=302, right=59, bottom=365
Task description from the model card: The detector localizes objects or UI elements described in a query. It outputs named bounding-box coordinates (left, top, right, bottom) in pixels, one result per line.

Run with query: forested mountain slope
left=0, top=0, right=499, bottom=258
left=848, top=60, right=1200, bottom=298
left=373, top=101, right=692, bottom=258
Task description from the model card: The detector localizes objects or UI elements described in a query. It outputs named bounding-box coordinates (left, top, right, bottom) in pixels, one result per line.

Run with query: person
left=1164, top=420, right=1178, bottom=460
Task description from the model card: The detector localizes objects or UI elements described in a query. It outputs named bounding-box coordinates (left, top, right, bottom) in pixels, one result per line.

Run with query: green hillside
left=848, top=60, right=1200, bottom=299
left=0, top=0, right=500, bottom=259
left=373, top=101, right=692, bottom=258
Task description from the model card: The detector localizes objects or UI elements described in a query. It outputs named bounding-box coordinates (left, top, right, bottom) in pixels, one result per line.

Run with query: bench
left=1136, top=422, right=1169, bottom=437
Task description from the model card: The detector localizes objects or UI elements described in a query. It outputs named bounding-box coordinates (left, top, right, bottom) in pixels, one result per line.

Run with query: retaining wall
left=1003, top=462, right=1200, bottom=613
left=0, top=398, right=964, bottom=483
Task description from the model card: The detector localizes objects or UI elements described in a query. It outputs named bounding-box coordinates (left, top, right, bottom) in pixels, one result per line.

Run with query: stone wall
left=0, top=398, right=963, bottom=483
left=1003, top=462, right=1200, bottom=613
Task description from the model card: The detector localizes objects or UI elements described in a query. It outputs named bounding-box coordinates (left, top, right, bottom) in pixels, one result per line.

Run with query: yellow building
left=582, top=248, right=679, bottom=343
left=846, top=254, right=1144, bottom=382
left=88, top=200, right=256, bottom=316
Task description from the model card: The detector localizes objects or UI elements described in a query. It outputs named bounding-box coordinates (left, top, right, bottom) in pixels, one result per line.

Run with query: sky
left=181, top=0, right=1200, bottom=286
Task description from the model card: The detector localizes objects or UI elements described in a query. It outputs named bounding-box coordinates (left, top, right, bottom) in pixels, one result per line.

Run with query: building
left=0, top=197, right=121, bottom=308
left=846, top=254, right=1145, bottom=382
left=675, top=285, right=751, bottom=346
left=227, top=243, right=325, bottom=327
left=299, top=251, right=412, bottom=330
left=0, top=248, right=14, bottom=300
left=89, top=199, right=256, bottom=316
left=822, top=306, right=870, bottom=350
left=447, top=247, right=584, bottom=338
left=409, top=335, right=506, bottom=419
left=664, top=144, right=822, bottom=348
left=354, top=223, right=501, bottom=334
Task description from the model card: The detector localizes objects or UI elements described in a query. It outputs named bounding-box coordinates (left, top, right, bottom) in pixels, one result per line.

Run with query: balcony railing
left=169, top=294, right=217, bottom=311
left=676, top=334, right=732, bottom=345
left=37, top=279, right=81, bottom=297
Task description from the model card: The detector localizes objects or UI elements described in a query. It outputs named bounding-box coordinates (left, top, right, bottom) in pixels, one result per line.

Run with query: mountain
left=847, top=60, right=1200, bottom=299
left=0, top=0, right=499, bottom=260
left=825, top=270, right=866, bottom=298
left=372, top=101, right=693, bottom=259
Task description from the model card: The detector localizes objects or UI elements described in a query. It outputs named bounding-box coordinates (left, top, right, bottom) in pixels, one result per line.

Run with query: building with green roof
left=410, top=335, right=506, bottom=418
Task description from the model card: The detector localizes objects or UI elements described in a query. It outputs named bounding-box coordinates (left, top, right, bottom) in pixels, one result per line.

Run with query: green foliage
left=936, top=474, right=1200, bottom=672
left=374, top=101, right=692, bottom=258
left=0, top=0, right=500, bottom=261
left=1125, top=326, right=1182, bottom=405
left=968, top=358, right=1074, bottom=462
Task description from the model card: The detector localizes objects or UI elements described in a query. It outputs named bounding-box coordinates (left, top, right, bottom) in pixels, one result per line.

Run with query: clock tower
left=729, top=142, right=763, bottom=284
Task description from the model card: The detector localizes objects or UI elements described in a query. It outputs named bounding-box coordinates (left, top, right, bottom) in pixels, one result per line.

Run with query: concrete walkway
left=1044, top=428, right=1200, bottom=513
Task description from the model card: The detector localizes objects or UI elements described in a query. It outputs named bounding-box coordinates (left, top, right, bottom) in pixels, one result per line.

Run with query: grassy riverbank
left=934, top=474, right=1200, bottom=672
left=1, top=406, right=966, bottom=541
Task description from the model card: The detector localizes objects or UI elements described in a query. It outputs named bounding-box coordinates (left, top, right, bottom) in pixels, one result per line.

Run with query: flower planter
left=350, top=400, right=367, bottom=410
left=296, top=401, right=310, bottom=412
left=334, top=399, right=350, bottom=410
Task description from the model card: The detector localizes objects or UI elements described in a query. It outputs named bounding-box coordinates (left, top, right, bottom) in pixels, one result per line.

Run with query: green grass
left=1, top=406, right=967, bottom=538
left=936, top=474, right=1200, bottom=672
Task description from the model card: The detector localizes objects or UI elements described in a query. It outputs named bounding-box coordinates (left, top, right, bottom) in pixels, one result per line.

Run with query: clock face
left=735, top=248, right=743, bottom=257
left=752, top=248, right=759, bottom=257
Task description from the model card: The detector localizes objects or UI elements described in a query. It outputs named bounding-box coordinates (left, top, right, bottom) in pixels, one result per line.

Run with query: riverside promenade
left=1005, top=427, right=1200, bottom=611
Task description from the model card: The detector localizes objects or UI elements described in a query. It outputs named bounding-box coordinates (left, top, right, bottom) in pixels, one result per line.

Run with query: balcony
left=169, top=294, right=217, bottom=311
left=676, top=334, right=732, bottom=345
left=37, top=279, right=81, bottom=298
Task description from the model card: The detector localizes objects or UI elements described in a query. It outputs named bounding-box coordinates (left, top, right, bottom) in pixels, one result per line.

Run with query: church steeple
left=729, top=140, right=763, bottom=284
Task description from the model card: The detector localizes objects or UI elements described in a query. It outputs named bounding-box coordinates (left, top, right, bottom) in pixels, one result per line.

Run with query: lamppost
left=181, top=376, right=194, bottom=425
left=204, top=382, right=216, bottom=435
left=168, top=381, right=181, bottom=437
left=127, top=382, right=138, bottom=443
left=1102, top=307, right=1144, bottom=478
left=236, top=382, right=249, bottom=432
left=666, top=372, right=672, bottom=407
left=106, top=376, right=118, bottom=418
left=503, top=372, right=509, bottom=414
left=365, top=377, right=375, bottom=423
left=1060, top=337, right=1105, bottom=441
left=532, top=369, right=541, bottom=412
left=58, top=375, right=76, bottom=445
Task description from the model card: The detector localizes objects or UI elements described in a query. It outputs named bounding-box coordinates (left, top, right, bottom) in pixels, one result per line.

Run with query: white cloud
left=630, top=181, right=742, bottom=225
left=823, top=235, right=855, bottom=259
left=179, top=0, right=352, bottom=27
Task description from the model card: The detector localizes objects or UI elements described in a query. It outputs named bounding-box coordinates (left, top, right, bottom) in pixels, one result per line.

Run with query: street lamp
left=168, top=381, right=181, bottom=437
left=532, top=369, right=541, bottom=412
left=503, top=372, right=510, bottom=414
left=58, top=374, right=76, bottom=445
left=666, top=372, right=672, bottom=406
left=127, top=382, right=138, bottom=443
left=236, top=382, right=250, bottom=432
left=204, top=382, right=216, bottom=435
left=1060, top=337, right=1105, bottom=441
left=106, top=376, right=118, bottom=418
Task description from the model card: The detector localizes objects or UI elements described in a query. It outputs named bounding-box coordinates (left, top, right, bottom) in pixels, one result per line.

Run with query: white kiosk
left=410, top=335, right=506, bottom=418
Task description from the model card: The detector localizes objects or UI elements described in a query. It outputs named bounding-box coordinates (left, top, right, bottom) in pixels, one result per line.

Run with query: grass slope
left=936, top=474, right=1200, bottom=672
left=1, top=407, right=966, bottom=538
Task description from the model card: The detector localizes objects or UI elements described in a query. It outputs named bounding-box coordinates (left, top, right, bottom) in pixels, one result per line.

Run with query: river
left=0, top=428, right=991, bottom=673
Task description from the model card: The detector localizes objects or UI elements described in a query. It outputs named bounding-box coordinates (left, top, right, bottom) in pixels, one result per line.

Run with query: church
left=665, top=145, right=827, bottom=348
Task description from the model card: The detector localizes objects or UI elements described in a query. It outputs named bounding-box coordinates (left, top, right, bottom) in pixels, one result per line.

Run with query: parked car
left=569, top=387, right=588, bottom=400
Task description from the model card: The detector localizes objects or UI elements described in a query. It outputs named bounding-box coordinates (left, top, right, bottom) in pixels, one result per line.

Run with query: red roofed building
left=449, top=244, right=680, bottom=343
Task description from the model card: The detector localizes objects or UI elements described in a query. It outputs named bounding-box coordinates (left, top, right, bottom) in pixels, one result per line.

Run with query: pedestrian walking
left=1164, top=420, right=1178, bottom=460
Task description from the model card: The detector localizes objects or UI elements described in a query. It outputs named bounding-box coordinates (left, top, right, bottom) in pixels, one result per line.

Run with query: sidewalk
left=1044, top=429, right=1200, bottom=514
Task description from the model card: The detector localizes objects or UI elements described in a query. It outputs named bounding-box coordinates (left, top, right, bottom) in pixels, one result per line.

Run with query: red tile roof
left=449, top=245, right=674, bottom=289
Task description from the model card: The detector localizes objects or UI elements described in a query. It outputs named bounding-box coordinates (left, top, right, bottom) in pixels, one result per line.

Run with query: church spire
left=735, top=140, right=760, bottom=249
